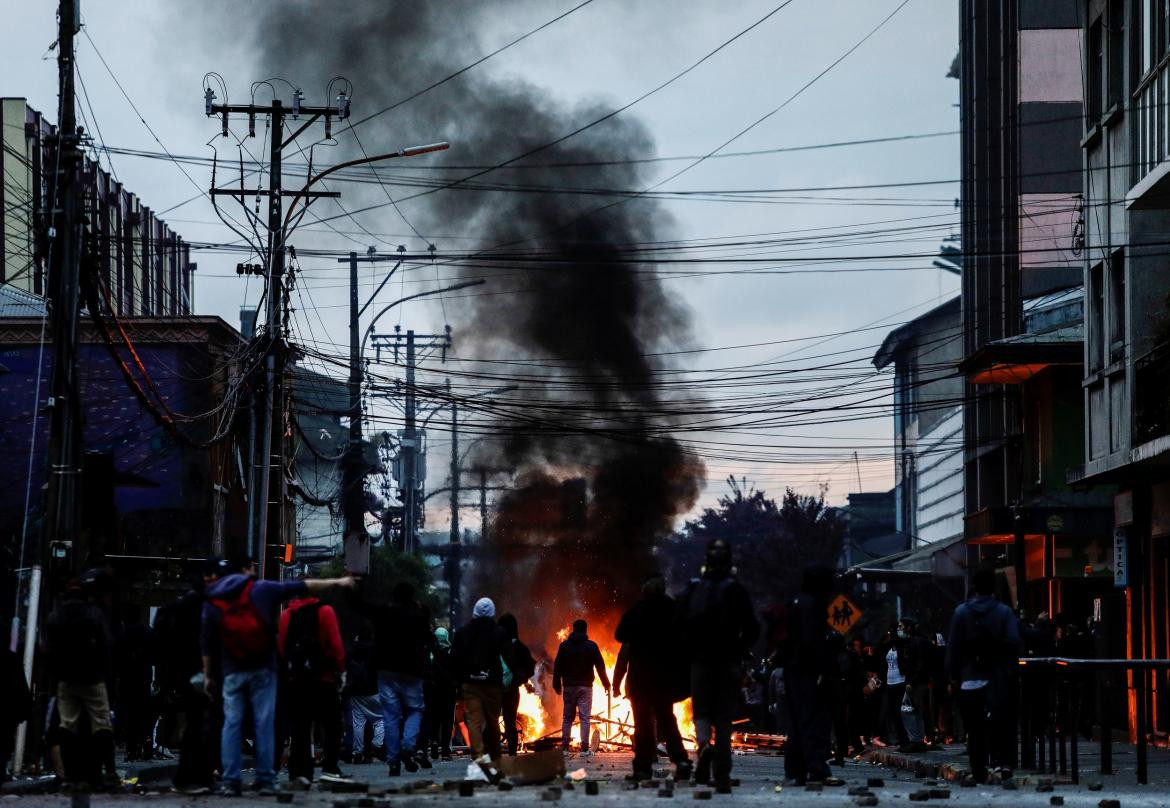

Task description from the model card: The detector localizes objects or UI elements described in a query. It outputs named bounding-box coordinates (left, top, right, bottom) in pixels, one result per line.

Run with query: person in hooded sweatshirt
left=679, top=538, right=759, bottom=793
left=498, top=613, right=537, bottom=756
left=553, top=619, right=611, bottom=756
left=613, top=572, right=690, bottom=782
left=200, top=560, right=354, bottom=796
left=452, top=597, right=510, bottom=763
left=946, top=568, right=1021, bottom=783
left=425, top=627, right=458, bottom=760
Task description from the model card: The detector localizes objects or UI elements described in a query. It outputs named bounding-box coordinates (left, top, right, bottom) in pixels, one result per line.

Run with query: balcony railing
left=1133, top=341, right=1170, bottom=445
left=1134, top=60, right=1170, bottom=184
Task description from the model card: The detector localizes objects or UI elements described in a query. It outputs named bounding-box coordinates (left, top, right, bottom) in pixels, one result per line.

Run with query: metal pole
left=402, top=330, right=416, bottom=552
left=254, top=100, right=284, bottom=579
left=447, top=393, right=461, bottom=621
left=12, top=564, right=42, bottom=774
left=480, top=469, right=488, bottom=543
left=1136, top=667, right=1148, bottom=785
left=343, top=251, right=368, bottom=573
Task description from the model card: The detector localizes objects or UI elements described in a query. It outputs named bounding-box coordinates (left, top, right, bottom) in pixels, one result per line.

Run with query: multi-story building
left=959, top=1, right=1115, bottom=626
left=1073, top=0, right=1170, bottom=735
left=1, top=97, right=195, bottom=314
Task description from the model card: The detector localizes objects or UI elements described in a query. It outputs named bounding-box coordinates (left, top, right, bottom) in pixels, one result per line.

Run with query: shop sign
left=1114, top=527, right=1129, bottom=588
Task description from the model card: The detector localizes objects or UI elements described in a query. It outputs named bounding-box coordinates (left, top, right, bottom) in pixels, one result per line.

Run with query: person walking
left=351, top=581, right=432, bottom=777
left=891, top=618, right=931, bottom=752
left=552, top=619, right=610, bottom=756
left=201, top=561, right=354, bottom=796
left=612, top=572, right=690, bottom=782
left=44, top=572, right=119, bottom=790
left=279, top=589, right=349, bottom=785
left=679, top=539, right=759, bottom=793
left=782, top=564, right=838, bottom=786
left=154, top=558, right=227, bottom=795
left=345, top=631, right=385, bottom=764
left=945, top=569, right=1021, bottom=784
left=452, top=597, right=509, bottom=766
left=425, top=627, right=458, bottom=760
left=498, top=614, right=537, bottom=756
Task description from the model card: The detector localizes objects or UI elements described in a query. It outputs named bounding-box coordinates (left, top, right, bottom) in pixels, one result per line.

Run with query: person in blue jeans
left=201, top=560, right=354, bottom=795
left=351, top=581, right=433, bottom=776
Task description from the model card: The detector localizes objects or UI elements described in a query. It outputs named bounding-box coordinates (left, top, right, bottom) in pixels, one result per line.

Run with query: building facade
left=1, top=97, right=195, bottom=315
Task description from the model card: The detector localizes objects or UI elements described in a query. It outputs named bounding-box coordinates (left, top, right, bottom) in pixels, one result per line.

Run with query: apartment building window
left=1109, top=0, right=1126, bottom=108
left=1109, top=250, right=1127, bottom=363
left=1089, top=19, right=1104, bottom=121
left=1090, top=262, right=1106, bottom=370
left=1140, top=0, right=1169, bottom=78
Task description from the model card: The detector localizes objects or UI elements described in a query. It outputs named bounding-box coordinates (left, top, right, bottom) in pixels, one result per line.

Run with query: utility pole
left=402, top=330, right=418, bottom=554
left=447, top=391, right=460, bottom=619
left=207, top=87, right=348, bottom=576
left=42, top=0, right=84, bottom=579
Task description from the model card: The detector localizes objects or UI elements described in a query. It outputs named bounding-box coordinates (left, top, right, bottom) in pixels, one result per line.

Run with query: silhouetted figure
left=552, top=619, right=610, bottom=756
left=679, top=539, right=759, bottom=793
left=424, top=628, right=458, bottom=760
left=498, top=614, right=536, bottom=756
left=613, top=573, right=690, bottom=782
left=452, top=597, right=509, bottom=765
left=782, top=564, right=837, bottom=785
left=946, top=569, right=1021, bottom=783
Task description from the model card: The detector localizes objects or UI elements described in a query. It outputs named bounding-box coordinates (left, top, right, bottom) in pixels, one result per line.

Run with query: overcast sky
left=3, top=1, right=961, bottom=527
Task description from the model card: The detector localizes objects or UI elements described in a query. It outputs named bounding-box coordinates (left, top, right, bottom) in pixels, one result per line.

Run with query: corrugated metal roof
left=0, top=284, right=47, bottom=318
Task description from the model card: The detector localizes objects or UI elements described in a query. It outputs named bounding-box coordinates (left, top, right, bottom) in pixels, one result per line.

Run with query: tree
left=667, top=478, right=845, bottom=609
left=319, top=544, right=443, bottom=638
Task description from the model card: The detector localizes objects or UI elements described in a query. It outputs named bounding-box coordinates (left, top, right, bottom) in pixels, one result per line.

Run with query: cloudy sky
left=3, top=1, right=961, bottom=528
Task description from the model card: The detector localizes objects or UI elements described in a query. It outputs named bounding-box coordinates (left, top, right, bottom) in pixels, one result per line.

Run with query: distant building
left=1, top=97, right=195, bottom=314
left=837, top=489, right=901, bottom=567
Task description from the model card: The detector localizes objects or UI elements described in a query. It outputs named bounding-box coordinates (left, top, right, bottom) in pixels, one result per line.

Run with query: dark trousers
left=428, top=692, right=456, bottom=755
left=502, top=687, right=521, bottom=756
left=958, top=685, right=1014, bottom=780
left=174, top=690, right=218, bottom=789
left=287, top=679, right=341, bottom=781
left=783, top=669, right=831, bottom=783
left=885, top=683, right=910, bottom=746
left=631, top=690, right=687, bottom=775
left=691, top=663, right=738, bottom=784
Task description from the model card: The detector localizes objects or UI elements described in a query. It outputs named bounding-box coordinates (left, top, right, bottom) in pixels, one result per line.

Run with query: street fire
left=512, top=619, right=695, bottom=752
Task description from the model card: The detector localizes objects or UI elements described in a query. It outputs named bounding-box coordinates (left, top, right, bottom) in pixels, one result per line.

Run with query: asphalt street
left=5, top=750, right=1170, bottom=808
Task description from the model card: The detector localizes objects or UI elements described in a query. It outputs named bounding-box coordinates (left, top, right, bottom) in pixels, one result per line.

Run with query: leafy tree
left=666, top=478, right=845, bottom=609
left=319, top=544, right=443, bottom=638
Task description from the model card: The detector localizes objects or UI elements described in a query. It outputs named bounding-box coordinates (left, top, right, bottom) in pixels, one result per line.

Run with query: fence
left=1017, top=657, right=1170, bottom=785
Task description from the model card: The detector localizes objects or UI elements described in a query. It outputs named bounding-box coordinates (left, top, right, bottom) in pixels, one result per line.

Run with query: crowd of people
left=1, top=540, right=1095, bottom=793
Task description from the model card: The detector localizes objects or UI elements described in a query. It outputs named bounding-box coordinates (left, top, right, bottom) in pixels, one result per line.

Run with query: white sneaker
left=580, top=750, right=593, bottom=758
left=319, top=770, right=353, bottom=784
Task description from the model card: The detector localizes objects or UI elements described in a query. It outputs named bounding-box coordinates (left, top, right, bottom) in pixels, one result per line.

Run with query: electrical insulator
left=292, top=88, right=303, bottom=118
left=204, top=87, right=216, bottom=116
left=220, top=109, right=229, bottom=138
left=336, top=90, right=350, bottom=119
left=248, top=110, right=255, bottom=138
left=324, top=116, right=332, bottom=140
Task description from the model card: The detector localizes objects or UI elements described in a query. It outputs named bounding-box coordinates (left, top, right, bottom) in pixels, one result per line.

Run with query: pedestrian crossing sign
left=827, top=593, right=862, bottom=634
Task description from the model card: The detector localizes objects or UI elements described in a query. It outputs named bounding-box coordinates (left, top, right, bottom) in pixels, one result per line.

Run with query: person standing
left=425, top=627, right=458, bottom=760
left=452, top=597, right=509, bottom=765
left=201, top=562, right=354, bottom=795
left=945, top=569, right=1021, bottom=783
left=782, top=564, right=838, bottom=786
left=679, top=539, right=759, bottom=793
left=612, top=573, right=691, bottom=782
left=892, top=618, right=930, bottom=752
left=44, top=573, right=118, bottom=790
left=552, top=619, right=610, bottom=757
left=498, top=614, right=536, bottom=756
left=279, top=590, right=349, bottom=784
left=351, top=581, right=432, bottom=776
left=154, top=558, right=227, bottom=795
left=345, top=631, right=385, bottom=764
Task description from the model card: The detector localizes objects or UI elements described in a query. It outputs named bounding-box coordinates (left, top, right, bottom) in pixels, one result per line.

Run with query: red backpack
left=212, top=579, right=271, bottom=663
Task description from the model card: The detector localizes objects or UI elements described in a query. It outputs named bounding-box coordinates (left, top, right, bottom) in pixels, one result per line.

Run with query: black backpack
left=284, top=603, right=326, bottom=680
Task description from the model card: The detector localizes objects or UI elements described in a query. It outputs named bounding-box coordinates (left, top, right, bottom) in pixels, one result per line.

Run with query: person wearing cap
left=452, top=597, right=509, bottom=763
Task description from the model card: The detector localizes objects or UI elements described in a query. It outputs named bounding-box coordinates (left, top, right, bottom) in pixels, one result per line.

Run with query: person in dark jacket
left=45, top=574, right=118, bottom=789
left=351, top=581, right=432, bottom=776
left=945, top=569, right=1021, bottom=783
left=612, top=572, right=690, bottom=782
left=887, top=617, right=931, bottom=752
left=679, top=539, right=759, bottom=792
left=552, top=619, right=610, bottom=756
left=114, top=607, right=154, bottom=761
left=425, top=627, right=458, bottom=760
left=452, top=597, right=510, bottom=763
left=345, top=630, right=385, bottom=763
left=782, top=564, right=838, bottom=786
left=498, top=613, right=537, bottom=756
left=1, top=647, right=31, bottom=782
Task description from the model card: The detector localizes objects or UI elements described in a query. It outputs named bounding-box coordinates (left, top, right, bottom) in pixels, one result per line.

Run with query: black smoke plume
left=196, top=1, right=705, bottom=645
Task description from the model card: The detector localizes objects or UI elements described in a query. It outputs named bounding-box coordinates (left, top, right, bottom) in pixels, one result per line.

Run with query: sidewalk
left=863, top=740, right=1170, bottom=787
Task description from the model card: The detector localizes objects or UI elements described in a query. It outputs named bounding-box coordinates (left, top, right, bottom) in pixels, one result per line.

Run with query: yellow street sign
left=827, top=593, right=862, bottom=634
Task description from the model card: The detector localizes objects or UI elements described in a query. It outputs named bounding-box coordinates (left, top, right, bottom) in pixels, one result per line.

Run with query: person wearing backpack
left=278, top=592, right=348, bottom=785
left=201, top=562, right=354, bottom=796
left=678, top=539, right=759, bottom=793
left=451, top=597, right=510, bottom=765
left=945, top=569, right=1021, bottom=784
left=612, top=572, right=691, bottom=783
left=498, top=613, right=537, bottom=756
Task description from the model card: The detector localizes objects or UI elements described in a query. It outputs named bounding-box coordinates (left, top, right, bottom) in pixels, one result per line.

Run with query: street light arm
left=283, top=141, right=450, bottom=234
left=361, top=279, right=485, bottom=355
